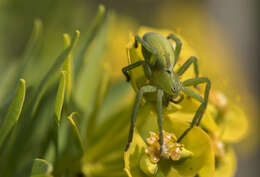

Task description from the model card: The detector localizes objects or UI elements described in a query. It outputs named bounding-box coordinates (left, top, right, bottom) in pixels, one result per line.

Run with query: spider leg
left=170, top=93, right=184, bottom=104
left=122, top=60, right=152, bottom=81
left=167, top=33, right=182, bottom=66
left=157, top=89, right=164, bottom=154
left=177, top=77, right=211, bottom=142
left=125, top=85, right=157, bottom=151
left=176, top=56, right=199, bottom=78
left=135, top=35, right=157, bottom=55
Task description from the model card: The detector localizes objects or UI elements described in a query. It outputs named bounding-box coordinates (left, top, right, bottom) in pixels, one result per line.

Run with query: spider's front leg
left=177, top=77, right=211, bottom=142
left=167, top=33, right=182, bottom=66
left=122, top=35, right=157, bottom=82
left=157, top=89, right=164, bottom=154
left=135, top=35, right=156, bottom=54
left=176, top=56, right=199, bottom=78
left=125, top=85, right=157, bottom=151
left=122, top=60, right=152, bottom=82
left=176, top=56, right=200, bottom=89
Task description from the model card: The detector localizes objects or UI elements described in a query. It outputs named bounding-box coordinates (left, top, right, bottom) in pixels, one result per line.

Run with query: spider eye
left=171, top=87, right=176, bottom=92
left=166, top=70, right=171, bottom=74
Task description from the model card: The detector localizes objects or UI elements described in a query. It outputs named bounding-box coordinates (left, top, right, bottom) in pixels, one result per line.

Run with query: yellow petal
left=218, top=105, right=248, bottom=143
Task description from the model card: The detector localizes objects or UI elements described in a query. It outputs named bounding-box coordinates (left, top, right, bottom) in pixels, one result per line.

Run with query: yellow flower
left=124, top=104, right=214, bottom=177
left=124, top=25, right=249, bottom=177
left=156, top=2, right=257, bottom=154
left=144, top=130, right=193, bottom=163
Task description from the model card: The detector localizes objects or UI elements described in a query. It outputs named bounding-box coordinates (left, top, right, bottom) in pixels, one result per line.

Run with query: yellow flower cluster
left=124, top=27, right=249, bottom=177
left=145, top=131, right=193, bottom=163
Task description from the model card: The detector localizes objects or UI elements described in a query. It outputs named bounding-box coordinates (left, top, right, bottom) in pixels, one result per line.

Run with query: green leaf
left=22, top=19, right=43, bottom=62
left=74, top=12, right=112, bottom=111
left=31, top=30, right=80, bottom=117
left=85, top=111, right=129, bottom=162
left=0, top=79, right=26, bottom=147
left=82, top=163, right=126, bottom=177
left=44, top=142, right=56, bottom=165
left=85, top=100, right=151, bottom=163
left=0, top=19, right=42, bottom=111
left=63, top=31, right=80, bottom=103
left=20, top=19, right=43, bottom=76
left=98, top=81, right=133, bottom=124
left=31, top=158, right=53, bottom=177
left=63, top=33, right=72, bottom=104
left=85, top=64, right=110, bottom=143
left=53, top=71, right=66, bottom=126
left=67, top=112, right=85, bottom=155
left=0, top=65, right=17, bottom=108
left=52, top=71, right=66, bottom=158
left=74, top=4, right=106, bottom=78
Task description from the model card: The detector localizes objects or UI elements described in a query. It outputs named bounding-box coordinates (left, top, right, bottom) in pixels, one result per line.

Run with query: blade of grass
left=74, top=12, right=113, bottom=111
left=74, top=4, right=106, bottom=79
left=0, top=19, right=42, bottom=111
left=63, top=34, right=72, bottom=104
left=67, top=112, right=85, bottom=156
left=85, top=109, right=130, bottom=161
left=53, top=71, right=66, bottom=126
left=31, top=158, right=53, bottom=177
left=53, top=71, right=66, bottom=159
left=0, top=79, right=26, bottom=147
left=20, top=19, right=43, bottom=76
left=31, top=30, right=80, bottom=117
left=85, top=64, right=110, bottom=144
left=98, top=81, right=133, bottom=123
left=0, top=65, right=17, bottom=114
left=63, top=31, right=80, bottom=104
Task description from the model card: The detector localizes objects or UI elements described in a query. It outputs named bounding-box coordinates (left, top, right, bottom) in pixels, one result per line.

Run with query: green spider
left=122, top=32, right=211, bottom=153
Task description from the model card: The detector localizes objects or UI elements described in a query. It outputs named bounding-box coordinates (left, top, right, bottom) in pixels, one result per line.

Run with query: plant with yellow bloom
left=123, top=27, right=248, bottom=177
left=0, top=3, right=251, bottom=177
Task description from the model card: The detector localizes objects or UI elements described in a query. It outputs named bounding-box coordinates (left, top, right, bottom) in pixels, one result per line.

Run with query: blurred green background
left=0, top=0, right=259, bottom=177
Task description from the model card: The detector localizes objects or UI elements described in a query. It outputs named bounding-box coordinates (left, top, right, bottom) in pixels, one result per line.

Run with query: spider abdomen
left=142, top=32, right=175, bottom=68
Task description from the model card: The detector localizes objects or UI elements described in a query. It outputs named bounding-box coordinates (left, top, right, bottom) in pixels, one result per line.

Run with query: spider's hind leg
left=177, top=77, right=211, bottom=142
left=167, top=33, right=182, bottom=65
